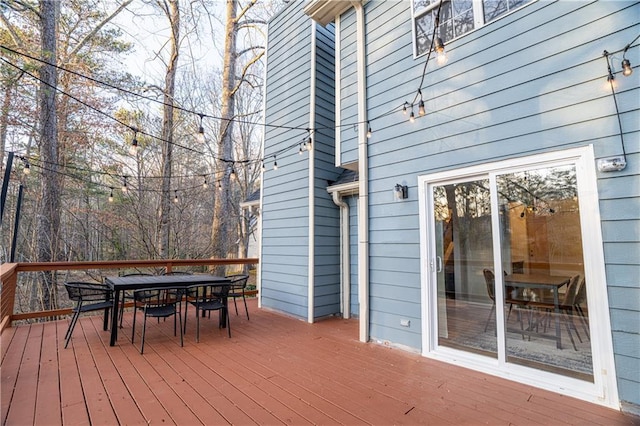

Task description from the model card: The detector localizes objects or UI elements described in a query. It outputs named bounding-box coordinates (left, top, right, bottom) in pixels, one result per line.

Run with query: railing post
left=0, top=263, right=19, bottom=332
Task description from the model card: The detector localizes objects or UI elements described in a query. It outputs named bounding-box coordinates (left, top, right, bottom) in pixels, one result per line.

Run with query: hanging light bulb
left=273, top=156, right=278, bottom=171
left=108, top=188, right=114, bottom=203
left=230, top=165, right=236, bottom=179
left=306, top=130, right=312, bottom=151
left=121, top=176, right=128, bottom=193
left=403, top=102, right=408, bottom=115
left=418, top=100, right=425, bottom=116
left=409, top=105, right=415, bottom=123
left=622, top=58, right=633, bottom=76
left=203, top=176, right=209, bottom=189
left=299, top=144, right=304, bottom=155
left=261, top=160, right=266, bottom=172
left=434, top=37, right=447, bottom=65
left=129, top=128, right=139, bottom=155
left=367, top=122, right=372, bottom=138
left=23, top=159, right=30, bottom=175
left=196, top=114, right=205, bottom=143
left=173, top=190, right=179, bottom=203
left=218, top=180, right=222, bottom=190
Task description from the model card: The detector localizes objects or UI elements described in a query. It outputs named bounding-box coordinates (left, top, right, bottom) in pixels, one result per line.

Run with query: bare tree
left=212, top=0, right=265, bottom=266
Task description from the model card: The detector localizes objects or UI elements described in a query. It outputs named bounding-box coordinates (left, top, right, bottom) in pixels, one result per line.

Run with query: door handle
left=436, top=256, right=443, bottom=273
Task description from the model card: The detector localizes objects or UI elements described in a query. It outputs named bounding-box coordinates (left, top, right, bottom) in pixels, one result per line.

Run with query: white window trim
left=417, top=145, right=619, bottom=409
left=411, top=0, right=536, bottom=59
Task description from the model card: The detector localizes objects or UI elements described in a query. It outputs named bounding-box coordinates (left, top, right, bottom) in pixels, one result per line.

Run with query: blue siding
left=263, top=2, right=342, bottom=320
left=348, top=0, right=639, bottom=407
left=262, top=1, right=313, bottom=317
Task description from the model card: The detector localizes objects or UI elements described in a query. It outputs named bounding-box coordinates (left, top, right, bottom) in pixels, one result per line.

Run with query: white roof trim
left=327, top=181, right=359, bottom=195
left=303, top=0, right=356, bottom=26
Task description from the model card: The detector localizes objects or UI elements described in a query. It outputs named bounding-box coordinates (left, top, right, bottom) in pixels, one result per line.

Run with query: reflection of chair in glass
left=226, top=274, right=250, bottom=320
left=64, top=282, right=113, bottom=348
left=184, top=284, right=231, bottom=342
left=131, top=287, right=183, bottom=354
left=528, top=274, right=582, bottom=351
left=483, top=269, right=524, bottom=334
left=118, top=272, right=154, bottom=328
left=573, top=277, right=589, bottom=340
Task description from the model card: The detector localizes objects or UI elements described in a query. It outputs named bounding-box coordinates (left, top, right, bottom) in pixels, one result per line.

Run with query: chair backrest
left=562, top=274, right=581, bottom=306
left=65, top=282, right=111, bottom=303
left=574, top=276, right=587, bottom=305
left=134, top=287, right=181, bottom=307
left=162, top=271, right=192, bottom=276
left=121, top=272, right=154, bottom=277
left=188, top=283, right=230, bottom=302
left=483, top=269, right=495, bottom=300
left=226, top=274, right=249, bottom=289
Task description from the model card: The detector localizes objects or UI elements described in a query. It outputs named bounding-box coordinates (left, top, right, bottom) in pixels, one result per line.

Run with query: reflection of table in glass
left=105, top=274, right=231, bottom=347
left=504, top=273, right=570, bottom=349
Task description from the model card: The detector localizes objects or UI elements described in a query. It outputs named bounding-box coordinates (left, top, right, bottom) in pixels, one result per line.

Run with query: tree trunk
left=157, top=0, right=180, bottom=259
left=36, top=0, right=60, bottom=310
left=212, top=0, right=238, bottom=269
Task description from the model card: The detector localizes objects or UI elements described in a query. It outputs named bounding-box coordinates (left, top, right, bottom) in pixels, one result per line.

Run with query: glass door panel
left=496, top=165, right=593, bottom=381
left=433, top=179, right=497, bottom=358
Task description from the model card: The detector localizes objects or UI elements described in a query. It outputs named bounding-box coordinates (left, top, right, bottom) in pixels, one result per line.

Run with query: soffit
left=303, top=0, right=357, bottom=26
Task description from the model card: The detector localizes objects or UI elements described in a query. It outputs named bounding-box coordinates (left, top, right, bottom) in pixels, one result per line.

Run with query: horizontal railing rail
left=0, top=258, right=258, bottom=333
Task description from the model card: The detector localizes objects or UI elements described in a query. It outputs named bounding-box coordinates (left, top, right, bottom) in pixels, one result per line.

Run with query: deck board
left=2, top=299, right=638, bottom=426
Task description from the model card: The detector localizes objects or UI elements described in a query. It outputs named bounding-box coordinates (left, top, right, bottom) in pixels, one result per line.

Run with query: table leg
left=110, top=289, right=120, bottom=346
left=554, top=288, right=562, bottom=349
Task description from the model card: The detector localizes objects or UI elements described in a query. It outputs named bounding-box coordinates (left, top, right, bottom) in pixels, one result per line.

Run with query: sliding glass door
left=420, top=149, right=615, bottom=402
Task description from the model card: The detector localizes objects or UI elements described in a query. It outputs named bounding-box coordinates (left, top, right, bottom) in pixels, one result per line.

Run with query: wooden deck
left=2, top=299, right=637, bottom=425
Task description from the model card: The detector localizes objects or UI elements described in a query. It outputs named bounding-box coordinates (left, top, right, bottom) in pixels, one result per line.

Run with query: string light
left=129, top=128, right=139, bottom=155
left=403, top=102, right=408, bottom=115
left=203, top=176, right=209, bottom=188
left=273, top=156, right=278, bottom=171
left=108, top=188, right=114, bottom=203
left=409, top=105, right=416, bottom=123
left=261, top=160, right=265, bottom=172
left=418, top=89, right=426, bottom=116
left=22, top=159, right=30, bottom=175
left=121, top=176, right=128, bottom=193
left=230, top=165, right=236, bottom=179
left=306, top=129, right=313, bottom=151
left=622, top=58, right=632, bottom=76
left=218, top=180, right=222, bottom=190
left=299, top=144, right=304, bottom=155
left=196, top=114, right=205, bottom=143
left=367, top=122, right=372, bottom=138
left=173, top=190, right=179, bottom=203
left=434, top=37, right=447, bottom=65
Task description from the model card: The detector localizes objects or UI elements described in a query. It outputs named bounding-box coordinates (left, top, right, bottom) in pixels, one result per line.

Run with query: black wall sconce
left=394, top=184, right=408, bottom=200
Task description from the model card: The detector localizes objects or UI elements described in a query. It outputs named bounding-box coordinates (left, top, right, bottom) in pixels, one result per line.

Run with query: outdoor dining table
left=104, top=274, right=231, bottom=346
left=504, top=273, right=571, bottom=349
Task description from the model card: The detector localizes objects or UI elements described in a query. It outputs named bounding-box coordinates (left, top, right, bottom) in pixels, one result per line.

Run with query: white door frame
left=418, top=145, right=619, bottom=408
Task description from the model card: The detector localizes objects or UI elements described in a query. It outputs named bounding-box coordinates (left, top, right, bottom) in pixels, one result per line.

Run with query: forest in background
left=0, top=0, right=283, bottom=311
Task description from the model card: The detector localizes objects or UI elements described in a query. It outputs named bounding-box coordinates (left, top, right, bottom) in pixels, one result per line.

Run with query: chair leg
left=226, top=307, right=231, bottom=338
left=242, top=294, right=249, bottom=320
left=195, top=306, right=201, bottom=343
left=178, top=310, right=184, bottom=347
left=64, top=310, right=81, bottom=349
left=131, top=307, right=137, bottom=344
left=484, top=302, right=495, bottom=332
left=140, top=310, right=147, bottom=354
left=233, top=297, right=239, bottom=315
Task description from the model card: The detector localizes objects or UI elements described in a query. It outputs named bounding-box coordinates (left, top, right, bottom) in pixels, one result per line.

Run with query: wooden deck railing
left=0, top=258, right=258, bottom=333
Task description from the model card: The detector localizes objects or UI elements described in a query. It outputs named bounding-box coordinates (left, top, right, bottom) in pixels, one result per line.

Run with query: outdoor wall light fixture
left=394, top=184, right=408, bottom=200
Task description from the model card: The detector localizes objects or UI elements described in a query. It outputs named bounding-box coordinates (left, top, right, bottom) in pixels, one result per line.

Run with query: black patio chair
left=131, top=287, right=183, bottom=354
left=64, top=282, right=113, bottom=349
left=184, top=283, right=231, bottom=342
left=226, top=274, right=250, bottom=320
left=118, top=272, right=153, bottom=328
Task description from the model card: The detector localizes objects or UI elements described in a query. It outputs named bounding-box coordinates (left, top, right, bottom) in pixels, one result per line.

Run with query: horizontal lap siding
left=313, top=24, right=341, bottom=319
left=354, top=0, right=639, bottom=402
left=339, top=9, right=358, bottom=165
left=262, top=2, right=312, bottom=318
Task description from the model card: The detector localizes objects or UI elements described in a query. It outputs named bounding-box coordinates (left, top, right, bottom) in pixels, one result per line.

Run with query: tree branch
left=235, top=0, right=257, bottom=23
left=230, top=51, right=264, bottom=97
left=69, top=0, right=134, bottom=57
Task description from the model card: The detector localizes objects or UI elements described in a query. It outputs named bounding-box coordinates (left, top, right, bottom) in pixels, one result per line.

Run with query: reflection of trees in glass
left=483, top=0, right=532, bottom=23
left=415, top=0, right=475, bottom=56
left=497, top=166, right=578, bottom=216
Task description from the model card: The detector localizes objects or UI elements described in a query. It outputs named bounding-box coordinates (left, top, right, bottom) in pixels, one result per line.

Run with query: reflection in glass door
left=432, top=179, right=497, bottom=358
left=496, top=165, right=592, bottom=381
left=429, top=165, right=593, bottom=382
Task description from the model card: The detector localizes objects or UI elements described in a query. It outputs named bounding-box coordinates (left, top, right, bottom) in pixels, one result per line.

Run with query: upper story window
left=412, top=0, right=533, bottom=56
